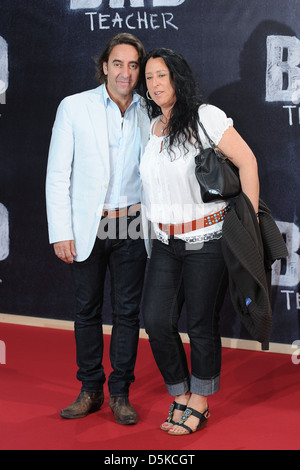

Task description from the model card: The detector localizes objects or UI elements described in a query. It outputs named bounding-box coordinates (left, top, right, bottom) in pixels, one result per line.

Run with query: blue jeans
left=142, top=237, right=228, bottom=397
left=70, top=215, right=147, bottom=397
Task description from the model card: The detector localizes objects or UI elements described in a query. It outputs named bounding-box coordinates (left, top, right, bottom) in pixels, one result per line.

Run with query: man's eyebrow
left=112, top=59, right=139, bottom=65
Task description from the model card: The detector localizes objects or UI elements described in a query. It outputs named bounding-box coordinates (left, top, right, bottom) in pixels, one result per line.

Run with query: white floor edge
left=0, top=313, right=294, bottom=356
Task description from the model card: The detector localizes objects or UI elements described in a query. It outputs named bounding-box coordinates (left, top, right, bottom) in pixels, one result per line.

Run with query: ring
left=58, top=252, right=62, bottom=255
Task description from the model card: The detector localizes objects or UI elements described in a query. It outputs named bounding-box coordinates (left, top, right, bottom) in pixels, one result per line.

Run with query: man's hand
left=53, top=240, right=76, bottom=264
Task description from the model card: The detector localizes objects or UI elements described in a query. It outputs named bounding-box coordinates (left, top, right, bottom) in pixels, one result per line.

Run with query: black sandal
left=168, top=406, right=210, bottom=435
left=160, top=401, right=186, bottom=431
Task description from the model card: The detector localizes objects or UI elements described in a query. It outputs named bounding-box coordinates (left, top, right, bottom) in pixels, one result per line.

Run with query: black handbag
left=195, top=121, right=241, bottom=203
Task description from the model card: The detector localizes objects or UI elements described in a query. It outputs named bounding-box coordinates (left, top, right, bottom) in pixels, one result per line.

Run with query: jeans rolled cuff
left=166, top=377, right=190, bottom=396
left=190, top=374, right=220, bottom=396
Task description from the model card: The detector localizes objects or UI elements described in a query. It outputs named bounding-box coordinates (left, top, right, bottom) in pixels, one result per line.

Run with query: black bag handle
left=198, top=120, right=228, bottom=163
left=198, top=121, right=216, bottom=149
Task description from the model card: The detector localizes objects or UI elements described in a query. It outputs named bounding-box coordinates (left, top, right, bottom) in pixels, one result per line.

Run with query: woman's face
left=145, top=57, right=176, bottom=112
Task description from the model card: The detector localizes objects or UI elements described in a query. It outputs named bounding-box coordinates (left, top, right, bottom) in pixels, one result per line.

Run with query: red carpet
left=0, top=322, right=299, bottom=450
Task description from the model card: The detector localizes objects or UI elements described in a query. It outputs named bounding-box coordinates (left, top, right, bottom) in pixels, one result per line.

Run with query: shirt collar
left=104, top=85, right=140, bottom=109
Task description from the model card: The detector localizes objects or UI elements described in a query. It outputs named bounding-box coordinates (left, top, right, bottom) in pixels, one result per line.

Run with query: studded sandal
left=160, top=401, right=187, bottom=431
left=168, top=406, right=210, bottom=435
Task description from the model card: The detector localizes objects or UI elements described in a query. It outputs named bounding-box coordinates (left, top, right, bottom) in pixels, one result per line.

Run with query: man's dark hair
left=95, top=33, right=146, bottom=88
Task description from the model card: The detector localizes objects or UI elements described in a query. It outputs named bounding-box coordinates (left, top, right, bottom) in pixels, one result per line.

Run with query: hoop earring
left=146, top=90, right=153, bottom=101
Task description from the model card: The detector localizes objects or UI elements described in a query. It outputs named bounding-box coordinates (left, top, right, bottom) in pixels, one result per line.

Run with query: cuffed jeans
left=70, top=215, right=147, bottom=397
left=142, top=237, right=228, bottom=397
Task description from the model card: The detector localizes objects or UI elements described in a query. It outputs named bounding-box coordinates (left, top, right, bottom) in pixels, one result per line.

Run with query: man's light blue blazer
left=46, top=84, right=150, bottom=262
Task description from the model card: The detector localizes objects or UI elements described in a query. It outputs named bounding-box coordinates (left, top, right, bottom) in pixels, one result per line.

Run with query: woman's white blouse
left=140, top=104, right=233, bottom=245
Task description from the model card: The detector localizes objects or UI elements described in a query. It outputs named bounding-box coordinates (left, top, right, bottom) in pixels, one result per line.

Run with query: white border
left=0, top=313, right=294, bottom=355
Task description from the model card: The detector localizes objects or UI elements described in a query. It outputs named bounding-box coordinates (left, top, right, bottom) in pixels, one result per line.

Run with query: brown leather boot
left=60, top=391, right=104, bottom=419
left=109, top=396, right=138, bottom=425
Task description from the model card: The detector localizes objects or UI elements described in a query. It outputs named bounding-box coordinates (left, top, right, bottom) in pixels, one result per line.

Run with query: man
left=46, top=33, right=149, bottom=425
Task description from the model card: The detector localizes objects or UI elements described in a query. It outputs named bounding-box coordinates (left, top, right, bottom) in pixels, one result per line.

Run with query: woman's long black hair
left=140, top=48, right=206, bottom=155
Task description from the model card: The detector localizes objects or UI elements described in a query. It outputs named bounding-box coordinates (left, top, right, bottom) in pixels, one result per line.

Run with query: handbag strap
left=198, top=120, right=216, bottom=149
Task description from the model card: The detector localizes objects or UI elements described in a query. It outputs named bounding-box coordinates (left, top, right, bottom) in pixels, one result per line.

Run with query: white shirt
left=140, top=104, right=233, bottom=244
left=103, top=86, right=142, bottom=209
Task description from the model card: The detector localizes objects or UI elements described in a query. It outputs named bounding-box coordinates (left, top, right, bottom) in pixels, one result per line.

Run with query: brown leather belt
left=158, top=205, right=230, bottom=236
left=102, top=203, right=141, bottom=219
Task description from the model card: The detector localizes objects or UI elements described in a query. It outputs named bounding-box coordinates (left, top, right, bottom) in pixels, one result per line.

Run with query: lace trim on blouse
left=154, top=223, right=223, bottom=245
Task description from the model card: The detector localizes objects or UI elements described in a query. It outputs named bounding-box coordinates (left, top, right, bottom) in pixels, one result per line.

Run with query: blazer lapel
left=86, top=86, right=110, bottom=176
left=85, top=88, right=149, bottom=178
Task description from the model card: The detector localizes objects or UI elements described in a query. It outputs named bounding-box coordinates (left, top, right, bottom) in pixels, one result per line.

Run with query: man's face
left=103, top=43, right=140, bottom=101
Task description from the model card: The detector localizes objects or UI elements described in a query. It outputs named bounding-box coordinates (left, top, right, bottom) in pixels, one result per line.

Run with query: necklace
left=160, top=117, right=168, bottom=135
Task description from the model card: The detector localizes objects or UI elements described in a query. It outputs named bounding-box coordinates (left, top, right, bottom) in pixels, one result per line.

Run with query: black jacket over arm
left=222, top=193, right=288, bottom=349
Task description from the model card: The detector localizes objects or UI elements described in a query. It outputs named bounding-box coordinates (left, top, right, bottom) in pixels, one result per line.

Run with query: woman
left=140, top=49, right=259, bottom=436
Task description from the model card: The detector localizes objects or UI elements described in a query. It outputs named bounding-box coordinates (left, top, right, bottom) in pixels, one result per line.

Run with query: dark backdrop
left=0, top=0, right=299, bottom=345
